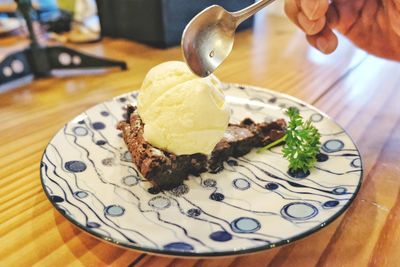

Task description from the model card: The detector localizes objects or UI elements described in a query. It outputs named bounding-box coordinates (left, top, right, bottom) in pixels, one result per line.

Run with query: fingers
left=306, top=26, right=339, bottom=54
left=284, top=0, right=301, bottom=25
left=300, top=0, right=329, bottom=20
left=285, top=0, right=329, bottom=29
left=298, top=12, right=326, bottom=35
left=284, top=0, right=338, bottom=54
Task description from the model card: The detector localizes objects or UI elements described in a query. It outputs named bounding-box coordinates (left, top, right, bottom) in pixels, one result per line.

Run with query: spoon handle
left=233, top=0, right=277, bottom=26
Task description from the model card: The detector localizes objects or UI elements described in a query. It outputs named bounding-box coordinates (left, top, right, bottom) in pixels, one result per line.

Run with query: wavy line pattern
left=40, top=84, right=362, bottom=256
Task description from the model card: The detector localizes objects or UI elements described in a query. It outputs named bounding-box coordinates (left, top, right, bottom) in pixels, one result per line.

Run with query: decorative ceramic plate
left=40, top=84, right=363, bottom=257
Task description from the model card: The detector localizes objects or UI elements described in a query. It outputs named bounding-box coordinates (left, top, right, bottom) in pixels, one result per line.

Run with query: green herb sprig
left=257, top=107, right=321, bottom=173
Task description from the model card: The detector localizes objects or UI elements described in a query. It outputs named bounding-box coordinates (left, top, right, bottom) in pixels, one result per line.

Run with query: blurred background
left=0, top=0, right=266, bottom=46
left=1, top=0, right=273, bottom=91
left=1, top=0, right=100, bottom=44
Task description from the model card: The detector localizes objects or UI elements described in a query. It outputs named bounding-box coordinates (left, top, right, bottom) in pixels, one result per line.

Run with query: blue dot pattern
left=210, top=192, right=224, bottom=201
left=51, top=195, right=64, bottom=203
left=233, top=178, right=250, bottom=190
left=105, top=205, right=125, bottom=217
left=281, top=202, right=318, bottom=221
left=96, top=140, right=107, bottom=145
left=122, top=151, right=132, bottom=162
left=310, top=113, right=323, bottom=122
left=203, top=179, right=217, bottom=187
left=65, top=160, right=86, bottom=173
left=323, top=200, right=339, bottom=208
left=265, top=183, right=279, bottom=190
left=210, top=231, right=232, bottom=242
left=227, top=160, right=238, bottom=166
left=351, top=158, right=361, bottom=168
left=332, top=187, right=347, bottom=195
left=92, top=122, right=106, bottom=130
left=73, top=126, right=88, bottom=136
left=122, top=176, right=138, bottom=186
left=231, top=217, right=261, bottom=233
left=74, top=191, right=88, bottom=198
left=163, top=242, right=194, bottom=251
left=187, top=208, right=201, bottom=217
left=288, top=169, right=310, bottom=178
left=149, top=196, right=171, bottom=209
left=316, top=153, right=329, bottom=162
left=87, top=222, right=100, bottom=228
left=322, top=139, right=344, bottom=153
left=147, top=187, right=160, bottom=195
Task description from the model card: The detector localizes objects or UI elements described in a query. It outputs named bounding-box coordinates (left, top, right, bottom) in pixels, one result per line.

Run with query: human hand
left=284, top=0, right=400, bottom=60
left=284, top=0, right=338, bottom=54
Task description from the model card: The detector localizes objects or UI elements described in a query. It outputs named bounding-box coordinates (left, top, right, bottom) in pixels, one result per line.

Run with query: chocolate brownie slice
left=117, top=105, right=286, bottom=190
left=208, top=118, right=286, bottom=172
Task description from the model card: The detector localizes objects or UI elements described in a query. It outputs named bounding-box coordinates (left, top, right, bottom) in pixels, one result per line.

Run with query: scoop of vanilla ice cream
left=137, top=61, right=230, bottom=155
left=137, top=61, right=197, bottom=122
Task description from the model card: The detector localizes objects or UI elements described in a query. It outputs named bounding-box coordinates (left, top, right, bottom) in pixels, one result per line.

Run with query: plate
left=40, top=84, right=363, bottom=257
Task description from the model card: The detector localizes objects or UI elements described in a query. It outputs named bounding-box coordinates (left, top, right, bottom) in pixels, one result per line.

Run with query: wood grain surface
left=1, top=11, right=399, bottom=267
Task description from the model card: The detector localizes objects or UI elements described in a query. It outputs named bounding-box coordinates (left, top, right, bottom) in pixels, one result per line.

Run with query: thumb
left=306, top=25, right=339, bottom=54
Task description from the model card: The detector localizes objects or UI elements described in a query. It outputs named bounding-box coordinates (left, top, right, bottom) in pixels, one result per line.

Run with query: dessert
left=117, top=61, right=286, bottom=190
left=137, top=61, right=230, bottom=155
left=117, top=106, right=286, bottom=190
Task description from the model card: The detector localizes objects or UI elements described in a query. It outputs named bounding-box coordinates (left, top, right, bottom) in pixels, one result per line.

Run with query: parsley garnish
left=257, top=107, right=321, bottom=173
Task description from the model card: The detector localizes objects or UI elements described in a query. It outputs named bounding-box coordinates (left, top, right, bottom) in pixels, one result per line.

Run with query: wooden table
left=1, top=11, right=399, bottom=267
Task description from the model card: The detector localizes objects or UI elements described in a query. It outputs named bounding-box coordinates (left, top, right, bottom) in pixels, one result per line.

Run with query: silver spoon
left=182, top=0, right=277, bottom=77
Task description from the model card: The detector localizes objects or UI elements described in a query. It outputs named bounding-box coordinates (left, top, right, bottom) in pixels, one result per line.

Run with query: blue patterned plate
left=40, top=84, right=363, bottom=257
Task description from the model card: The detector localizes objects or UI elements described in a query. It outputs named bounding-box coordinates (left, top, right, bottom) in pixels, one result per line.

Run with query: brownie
left=208, top=118, right=286, bottom=172
left=117, top=105, right=286, bottom=190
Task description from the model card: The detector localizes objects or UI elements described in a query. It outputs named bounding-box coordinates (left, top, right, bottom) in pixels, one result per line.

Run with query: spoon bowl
left=182, top=0, right=277, bottom=77
left=181, top=5, right=236, bottom=77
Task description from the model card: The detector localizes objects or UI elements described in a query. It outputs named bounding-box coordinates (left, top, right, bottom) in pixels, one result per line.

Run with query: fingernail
left=316, top=37, right=328, bottom=53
